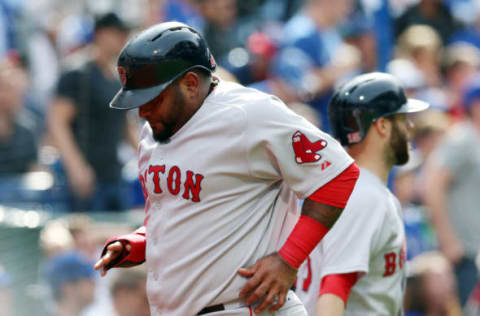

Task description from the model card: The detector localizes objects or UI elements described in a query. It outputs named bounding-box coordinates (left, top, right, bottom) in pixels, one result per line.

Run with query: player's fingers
left=100, top=267, right=108, bottom=277
left=254, top=287, right=278, bottom=313
left=107, top=241, right=125, bottom=252
left=237, top=268, right=255, bottom=278
left=268, top=289, right=286, bottom=312
left=102, top=249, right=117, bottom=265
left=105, top=242, right=126, bottom=261
left=238, top=270, right=263, bottom=298
left=238, top=261, right=258, bottom=275
left=244, top=280, right=271, bottom=305
left=94, top=242, right=126, bottom=271
left=93, top=258, right=104, bottom=270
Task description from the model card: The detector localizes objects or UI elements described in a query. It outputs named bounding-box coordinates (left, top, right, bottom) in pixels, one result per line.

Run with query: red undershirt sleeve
left=307, top=163, right=359, bottom=208
left=319, top=272, right=359, bottom=305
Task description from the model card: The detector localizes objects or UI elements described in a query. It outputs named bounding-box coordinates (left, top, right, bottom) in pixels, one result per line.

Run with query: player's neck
left=348, top=146, right=391, bottom=185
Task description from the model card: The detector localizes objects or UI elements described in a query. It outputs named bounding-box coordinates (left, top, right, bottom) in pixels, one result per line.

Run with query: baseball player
left=94, top=22, right=359, bottom=316
left=296, top=73, right=430, bottom=316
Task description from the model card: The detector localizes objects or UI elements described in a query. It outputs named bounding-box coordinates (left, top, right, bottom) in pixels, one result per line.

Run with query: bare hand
left=93, top=241, right=130, bottom=276
left=238, top=253, right=297, bottom=313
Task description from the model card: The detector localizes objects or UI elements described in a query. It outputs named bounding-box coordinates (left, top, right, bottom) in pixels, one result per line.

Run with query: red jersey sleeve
left=308, top=163, right=359, bottom=208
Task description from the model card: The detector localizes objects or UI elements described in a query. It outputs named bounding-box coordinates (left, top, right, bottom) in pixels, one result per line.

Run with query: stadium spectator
left=224, top=31, right=277, bottom=86
left=395, top=0, right=459, bottom=45
left=442, top=42, right=480, bottom=120
left=340, top=10, right=377, bottom=72
left=404, top=251, right=461, bottom=316
left=162, top=0, right=205, bottom=32
left=39, top=219, right=75, bottom=258
left=448, top=2, right=480, bottom=50
left=109, top=266, right=149, bottom=316
left=44, top=252, right=96, bottom=316
left=47, top=12, right=136, bottom=212
left=387, top=58, right=427, bottom=97
left=396, top=25, right=443, bottom=88
left=197, top=0, right=241, bottom=61
left=424, top=79, right=480, bottom=305
left=412, top=111, right=450, bottom=161
left=0, top=53, right=38, bottom=174
left=280, top=0, right=360, bottom=131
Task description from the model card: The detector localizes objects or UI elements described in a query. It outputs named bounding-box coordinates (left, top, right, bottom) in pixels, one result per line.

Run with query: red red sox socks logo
left=292, top=131, right=328, bottom=165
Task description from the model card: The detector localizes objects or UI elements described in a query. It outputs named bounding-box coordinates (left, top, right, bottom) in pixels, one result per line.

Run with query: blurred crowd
left=0, top=212, right=149, bottom=316
left=0, top=0, right=480, bottom=315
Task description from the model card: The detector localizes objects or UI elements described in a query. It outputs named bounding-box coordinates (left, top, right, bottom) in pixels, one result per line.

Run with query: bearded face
left=386, top=115, right=411, bottom=166
left=153, top=84, right=188, bottom=143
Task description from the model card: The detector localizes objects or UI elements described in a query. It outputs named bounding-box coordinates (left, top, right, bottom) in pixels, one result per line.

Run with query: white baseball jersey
left=296, top=168, right=407, bottom=316
left=136, top=79, right=354, bottom=316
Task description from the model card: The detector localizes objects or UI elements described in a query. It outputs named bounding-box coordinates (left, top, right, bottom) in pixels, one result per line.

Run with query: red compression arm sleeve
left=319, top=272, right=359, bottom=305
left=278, top=163, right=359, bottom=269
left=102, top=226, right=146, bottom=269
left=308, top=163, right=359, bottom=208
left=279, top=215, right=329, bottom=269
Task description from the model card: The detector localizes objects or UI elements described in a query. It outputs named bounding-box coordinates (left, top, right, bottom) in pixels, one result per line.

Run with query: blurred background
left=0, top=0, right=480, bottom=315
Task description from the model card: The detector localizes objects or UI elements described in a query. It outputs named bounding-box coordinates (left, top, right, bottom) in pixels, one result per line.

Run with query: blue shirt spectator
left=43, top=251, right=96, bottom=316
left=279, top=0, right=359, bottom=131
left=163, top=0, right=204, bottom=33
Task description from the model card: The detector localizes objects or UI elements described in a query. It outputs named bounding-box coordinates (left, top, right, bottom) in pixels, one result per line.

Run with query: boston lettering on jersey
left=383, top=241, right=407, bottom=277
left=138, top=164, right=204, bottom=202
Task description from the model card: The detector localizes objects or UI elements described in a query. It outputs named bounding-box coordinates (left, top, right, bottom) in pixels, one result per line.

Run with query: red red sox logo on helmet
left=117, top=66, right=127, bottom=86
left=292, top=131, right=328, bottom=164
left=209, top=55, right=216, bottom=68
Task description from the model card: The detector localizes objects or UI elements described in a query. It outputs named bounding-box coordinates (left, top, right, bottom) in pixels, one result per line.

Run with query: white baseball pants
left=203, top=290, right=307, bottom=316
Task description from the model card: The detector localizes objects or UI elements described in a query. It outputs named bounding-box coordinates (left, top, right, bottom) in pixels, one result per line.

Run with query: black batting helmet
left=110, top=22, right=216, bottom=110
left=328, top=72, right=429, bottom=146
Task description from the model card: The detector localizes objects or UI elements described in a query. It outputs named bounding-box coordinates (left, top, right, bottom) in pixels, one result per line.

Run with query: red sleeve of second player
left=319, top=272, right=359, bottom=304
left=308, top=163, right=359, bottom=208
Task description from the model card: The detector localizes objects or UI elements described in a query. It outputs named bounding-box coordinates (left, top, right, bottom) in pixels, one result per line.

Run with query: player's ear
left=373, top=117, right=391, bottom=138
left=180, top=72, right=200, bottom=97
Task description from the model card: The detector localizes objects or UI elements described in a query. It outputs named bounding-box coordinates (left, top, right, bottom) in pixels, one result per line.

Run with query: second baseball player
left=296, top=72, right=430, bottom=316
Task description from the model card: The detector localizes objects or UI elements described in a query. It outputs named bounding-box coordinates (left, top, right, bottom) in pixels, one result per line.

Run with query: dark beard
left=152, top=125, right=174, bottom=143
left=389, top=120, right=410, bottom=166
